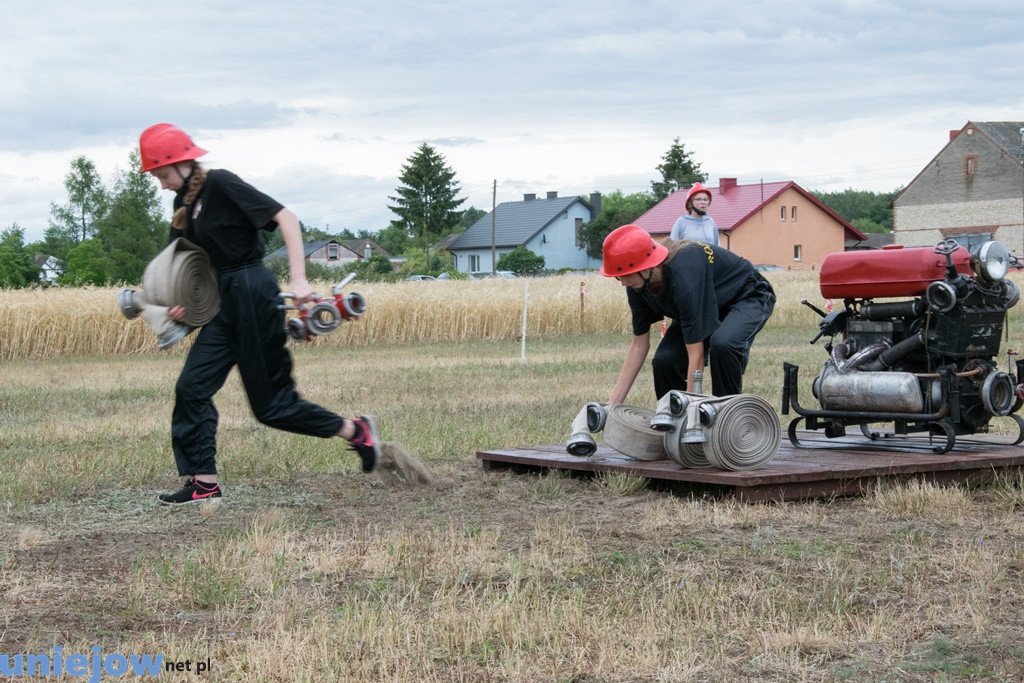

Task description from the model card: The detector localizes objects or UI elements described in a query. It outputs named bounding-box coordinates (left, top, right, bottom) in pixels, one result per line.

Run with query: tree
left=850, top=217, right=888, bottom=235
left=375, top=222, right=410, bottom=255
left=49, top=155, right=109, bottom=245
left=0, top=225, right=40, bottom=288
left=459, top=206, right=487, bottom=230
left=578, top=191, right=658, bottom=259
left=811, top=188, right=900, bottom=233
left=366, top=254, right=393, bottom=274
left=497, top=246, right=545, bottom=275
left=95, top=149, right=166, bottom=283
left=387, top=144, right=466, bottom=264
left=59, top=239, right=111, bottom=286
left=651, top=138, right=707, bottom=201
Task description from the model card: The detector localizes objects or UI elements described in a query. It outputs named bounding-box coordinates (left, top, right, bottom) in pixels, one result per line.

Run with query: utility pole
left=491, top=179, right=497, bottom=275
left=1020, top=127, right=1024, bottom=259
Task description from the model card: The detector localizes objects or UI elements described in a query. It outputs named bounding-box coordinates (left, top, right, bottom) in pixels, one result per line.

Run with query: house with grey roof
left=893, top=121, right=1024, bottom=252
left=447, top=191, right=602, bottom=274
left=341, top=238, right=389, bottom=261
left=264, top=239, right=359, bottom=268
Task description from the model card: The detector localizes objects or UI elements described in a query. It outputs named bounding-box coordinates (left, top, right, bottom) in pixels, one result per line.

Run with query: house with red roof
left=633, top=178, right=866, bottom=269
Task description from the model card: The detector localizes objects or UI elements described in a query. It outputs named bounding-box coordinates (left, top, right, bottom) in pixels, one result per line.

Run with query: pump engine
left=781, top=239, right=1024, bottom=452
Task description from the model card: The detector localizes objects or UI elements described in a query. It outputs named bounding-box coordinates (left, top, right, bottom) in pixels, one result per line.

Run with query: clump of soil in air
left=376, top=442, right=433, bottom=486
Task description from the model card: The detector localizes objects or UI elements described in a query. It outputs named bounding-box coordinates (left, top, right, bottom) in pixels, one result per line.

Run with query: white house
left=447, top=192, right=602, bottom=274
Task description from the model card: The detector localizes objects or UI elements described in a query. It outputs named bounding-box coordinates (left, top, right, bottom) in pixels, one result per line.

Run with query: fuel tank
left=820, top=244, right=972, bottom=300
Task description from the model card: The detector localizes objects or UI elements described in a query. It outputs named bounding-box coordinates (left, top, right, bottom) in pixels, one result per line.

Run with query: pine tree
left=651, top=138, right=708, bottom=201
left=388, top=144, right=466, bottom=263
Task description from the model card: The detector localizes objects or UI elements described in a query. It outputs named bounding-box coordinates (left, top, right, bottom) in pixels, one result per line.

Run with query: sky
left=2, top=0, right=1023, bottom=244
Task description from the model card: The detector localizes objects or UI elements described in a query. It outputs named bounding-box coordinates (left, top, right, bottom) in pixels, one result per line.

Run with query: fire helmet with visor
left=600, top=224, right=669, bottom=277
left=685, top=182, right=712, bottom=213
left=138, top=123, right=207, bottom=173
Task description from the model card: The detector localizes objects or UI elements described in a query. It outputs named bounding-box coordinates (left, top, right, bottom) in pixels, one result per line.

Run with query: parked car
left=470, top=270, right=518, bottom=280
left=407, top=274, right=437, bottom=281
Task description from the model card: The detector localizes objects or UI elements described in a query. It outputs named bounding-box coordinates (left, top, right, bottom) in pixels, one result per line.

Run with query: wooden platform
left=476, top=432, right=1024, bottom=502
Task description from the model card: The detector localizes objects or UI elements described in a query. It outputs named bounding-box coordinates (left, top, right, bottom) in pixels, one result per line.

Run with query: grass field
left=3, top=271, right=1024, bottom=681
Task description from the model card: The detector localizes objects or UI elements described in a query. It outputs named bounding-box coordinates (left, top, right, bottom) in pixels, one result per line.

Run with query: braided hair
left=645, top=237, right=687, bottom=293
left=170, top=161, right=208, bottom=230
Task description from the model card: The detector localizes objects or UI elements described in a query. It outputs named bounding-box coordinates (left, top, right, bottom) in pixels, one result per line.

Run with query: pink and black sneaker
left=158, top=478, right=223, bottom=505
left=348, top=415, right=380, bottom=473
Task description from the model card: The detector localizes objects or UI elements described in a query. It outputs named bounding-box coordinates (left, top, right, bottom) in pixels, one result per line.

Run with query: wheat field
left=0, top=270, right=833, bottom=361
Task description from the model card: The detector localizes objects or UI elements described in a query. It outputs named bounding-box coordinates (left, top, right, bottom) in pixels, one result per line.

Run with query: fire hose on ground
left=117, top=238, right=221, bottom=348
left=566, top=374, right=781, bottom=471
left=567, top=403, right=667, bottom=461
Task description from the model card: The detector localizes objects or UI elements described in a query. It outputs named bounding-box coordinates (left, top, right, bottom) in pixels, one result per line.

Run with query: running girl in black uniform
left=138, top=123, right=380, bottom=505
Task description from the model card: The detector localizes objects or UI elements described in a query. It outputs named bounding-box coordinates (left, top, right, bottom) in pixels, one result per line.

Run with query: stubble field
left=3, top=272, right=1024, bottom=681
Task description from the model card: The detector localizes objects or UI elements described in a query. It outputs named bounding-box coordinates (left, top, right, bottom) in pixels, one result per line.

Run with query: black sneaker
left=158, top=478, right=223, bottom=505
left=348, top=415, right=380, bottom=473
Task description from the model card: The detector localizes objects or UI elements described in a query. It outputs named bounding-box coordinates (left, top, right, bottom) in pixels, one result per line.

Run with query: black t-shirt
left=169, top=169, right=284, bottom=269
left=626, top=241, right=767, bottom=342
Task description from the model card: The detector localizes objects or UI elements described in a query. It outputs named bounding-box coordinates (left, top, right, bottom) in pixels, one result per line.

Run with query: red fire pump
left=782, top=239, right=1024, bottom=452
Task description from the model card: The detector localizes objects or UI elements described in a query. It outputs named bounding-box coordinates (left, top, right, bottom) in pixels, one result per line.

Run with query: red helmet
left=685, top=182, right=712, bottom=211
left=138, top=123, right=207, bottom=173
left=600, top=224, right=669, bottom=277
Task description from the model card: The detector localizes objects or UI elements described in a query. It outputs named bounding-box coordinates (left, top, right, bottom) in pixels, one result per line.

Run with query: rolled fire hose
left=570, top=391, right=781, bottom=471
left=117, top=238, right=221, bottom=349
left=657, top=390, right=714, bottom=469
left=659, top=392, right=780, bottom=471
left=565, top=403, right=667, bottom=461
left=701, top=395, right=780, bottom=471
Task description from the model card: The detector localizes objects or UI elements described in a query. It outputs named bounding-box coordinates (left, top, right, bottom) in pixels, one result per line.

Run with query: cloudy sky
left=2, top=0, right=1022, bottom=244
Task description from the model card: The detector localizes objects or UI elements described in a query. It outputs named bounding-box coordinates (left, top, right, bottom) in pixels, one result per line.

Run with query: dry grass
left=3, top=271, right=1024, bottom=680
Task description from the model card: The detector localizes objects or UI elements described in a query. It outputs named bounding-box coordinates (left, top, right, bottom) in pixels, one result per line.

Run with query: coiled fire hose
left=655, top=390, right=781, bottom=471
left=566, top=392, right=781, bottom=471
left=566, top=403, right=667, bottom=461
left=117, top=238, right=220, bottom=349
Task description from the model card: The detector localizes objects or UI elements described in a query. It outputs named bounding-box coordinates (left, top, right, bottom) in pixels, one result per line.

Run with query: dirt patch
left=374, top=441, right=435, bottom=487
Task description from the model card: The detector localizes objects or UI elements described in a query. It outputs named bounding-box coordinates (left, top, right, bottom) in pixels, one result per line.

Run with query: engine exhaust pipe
left=861, top=331, right=927, bottom=371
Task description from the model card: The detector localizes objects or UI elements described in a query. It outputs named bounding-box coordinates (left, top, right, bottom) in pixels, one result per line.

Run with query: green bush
left=497, top=246, right=545, bottom=276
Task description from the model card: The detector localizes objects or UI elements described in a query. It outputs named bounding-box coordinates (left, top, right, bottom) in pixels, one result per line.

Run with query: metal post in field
left=521, top=280, right=529, bottom=363
left=579, top=280, right=585, bottom=334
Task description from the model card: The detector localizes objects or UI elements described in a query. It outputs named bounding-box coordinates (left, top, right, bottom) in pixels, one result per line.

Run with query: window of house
left=469, top=254, right=480, bottom=272
left=964, top=155, right=979, bottom=176
left=794, top=245, right=802, bottom=261
left=791, top=206, right=797, bottom=221
left=575, top=217, right=583, bottom=247
left=949, top=232, right=990, bottom=252
left=780, top=206, right=787, bottom=221
left=327, top=243, right=339, bottom=260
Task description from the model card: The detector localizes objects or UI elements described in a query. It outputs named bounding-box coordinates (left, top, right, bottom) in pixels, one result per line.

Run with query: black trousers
left=652, top=279, right=776, bottom=398
left=171, top=262, right=345, bottom=476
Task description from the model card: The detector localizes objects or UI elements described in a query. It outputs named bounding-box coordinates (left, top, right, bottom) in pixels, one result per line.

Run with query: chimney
left=719, top=177, right=737, bottom=193
left=589, top=192, right=602, bottom=217
left=546, top=191, right=558, bottom=199
left=363, top=243, right=372, bottom=259
left=524, top=193, right=536, bottom=201
left=950, top=129, right=960, bottom=141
